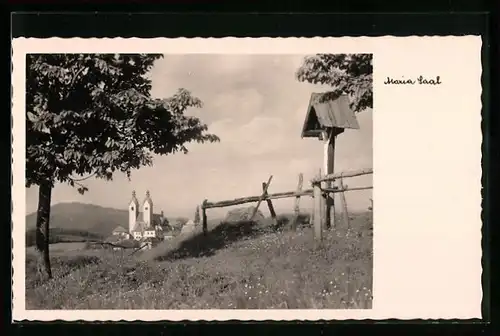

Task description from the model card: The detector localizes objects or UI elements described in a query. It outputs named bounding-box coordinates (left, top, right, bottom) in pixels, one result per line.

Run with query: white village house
left=111, top=225, right=130, bottom=239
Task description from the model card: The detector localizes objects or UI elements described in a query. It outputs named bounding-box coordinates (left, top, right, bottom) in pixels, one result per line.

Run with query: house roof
left=112, top=225, right=128, bottom=234
left=301, top=93, right=360, bottom=139
left=143, top=190, right=153, bottom=207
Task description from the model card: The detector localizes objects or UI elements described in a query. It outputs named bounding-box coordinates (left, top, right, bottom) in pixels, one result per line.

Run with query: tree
left=159, top=210, right=168, bottom=226
left=26, top=54, right=220, bottom=279
left=296, top=53, right=373, bottom=113
left=194, top=205, right=200, bottom=225
left=175, top=217, right=189, bottom=228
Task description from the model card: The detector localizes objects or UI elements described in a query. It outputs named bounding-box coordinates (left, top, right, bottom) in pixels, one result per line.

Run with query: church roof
left=132, top=221, right=147, bottom=233
left=132, top=217, right=163, bottom=233
left=136, top=211, right=144, bottom=222
left=133, top=212, right=162, bottom=224
left=143, top=190, right=153, bottom=207
left=129, top=191, right=140, bottom=209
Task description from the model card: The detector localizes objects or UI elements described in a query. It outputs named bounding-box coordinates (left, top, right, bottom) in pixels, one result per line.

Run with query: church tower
left=129, top=190, right=139, bottom=233
left=143, top=190, right=154, bottom=228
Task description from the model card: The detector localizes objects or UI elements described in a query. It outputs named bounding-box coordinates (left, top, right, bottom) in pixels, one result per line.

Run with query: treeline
left=26, top=228, right=105, bottom=247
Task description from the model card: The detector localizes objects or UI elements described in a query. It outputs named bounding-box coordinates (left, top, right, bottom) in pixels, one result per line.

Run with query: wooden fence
left=200, top=168, right=373, bottom=241
left=311, top=168, right=373, bottom=241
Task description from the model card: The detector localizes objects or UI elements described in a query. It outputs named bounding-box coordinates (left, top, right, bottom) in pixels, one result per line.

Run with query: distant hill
left=25, top=202, right=196, bottom=237
left=26, top=202, right=371, bottom=240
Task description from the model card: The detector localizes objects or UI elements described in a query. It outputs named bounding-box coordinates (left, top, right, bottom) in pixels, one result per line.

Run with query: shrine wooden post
left=322, top=129, right=336, bottom=230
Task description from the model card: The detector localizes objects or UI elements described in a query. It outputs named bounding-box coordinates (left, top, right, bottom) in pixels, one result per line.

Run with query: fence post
left=262, top=181, right=278, bottom=227
left=250, top=175, right=273, bottom=222
left=338, top=176, right=350, bottom=231
left=202, top=199, right=208, bottom=236
left=324, top=131, right=336, bottom=230
left=291, top=173, right=304, bottom=230
left=313, top=181, right=323, bottom=241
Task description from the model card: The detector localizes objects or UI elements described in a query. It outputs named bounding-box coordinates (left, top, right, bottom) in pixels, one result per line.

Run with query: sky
left=25, top=54, right=372, bottom=219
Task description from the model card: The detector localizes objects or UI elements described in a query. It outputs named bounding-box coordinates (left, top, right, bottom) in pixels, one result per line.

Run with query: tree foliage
left=296, top=53, right=373, bottom=113
left=26, top=53, right=220, bottom=191
left=194, top=205, right=201, bottom=224
left=175, top=217, right=189, bottom=228
left=26, top=53, right=220, bottom=279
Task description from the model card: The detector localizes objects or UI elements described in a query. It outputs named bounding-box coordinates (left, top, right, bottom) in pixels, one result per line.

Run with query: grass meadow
left=25, top=212, right=373, bottom=310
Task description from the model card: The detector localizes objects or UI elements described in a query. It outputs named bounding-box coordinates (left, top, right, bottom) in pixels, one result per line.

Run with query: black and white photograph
left=12, top=36, right=483, bottom=321
left=23, top=53, right=373, bottom=310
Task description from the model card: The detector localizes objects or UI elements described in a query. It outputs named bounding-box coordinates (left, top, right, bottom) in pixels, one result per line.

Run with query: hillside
left=26, top=203, right=129, bottom=237
left=25, top=202, right=207, bottom=237
left=26, top=211, right=373, bottom=309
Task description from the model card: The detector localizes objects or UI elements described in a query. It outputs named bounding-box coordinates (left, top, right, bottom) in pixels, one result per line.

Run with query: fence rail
left=201, top=168, right=373, bottom=240
left=312, top=168, right=373, bottom=184
left=203, top=189, right=314, bottom=209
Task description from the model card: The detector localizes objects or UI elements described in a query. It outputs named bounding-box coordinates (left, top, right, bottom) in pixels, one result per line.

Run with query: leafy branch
left=296, top=53, right=373, bottom=113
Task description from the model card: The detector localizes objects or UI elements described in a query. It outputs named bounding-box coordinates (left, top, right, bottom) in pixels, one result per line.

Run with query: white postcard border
left=12, top=36, right=483, bottom=321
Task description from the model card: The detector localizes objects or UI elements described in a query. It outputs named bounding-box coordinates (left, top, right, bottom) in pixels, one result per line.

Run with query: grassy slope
left=26, top=211, right=373, bottom=310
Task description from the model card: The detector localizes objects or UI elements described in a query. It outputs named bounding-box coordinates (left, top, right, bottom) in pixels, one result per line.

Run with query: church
left=128, top=190, right=165, bottom=240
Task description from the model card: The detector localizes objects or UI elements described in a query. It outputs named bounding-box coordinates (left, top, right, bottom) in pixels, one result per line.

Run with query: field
left=25, top=212, right=373, bottom=310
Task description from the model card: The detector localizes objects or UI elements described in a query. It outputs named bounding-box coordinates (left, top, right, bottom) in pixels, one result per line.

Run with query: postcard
left=11, top=36, right=483, bottom=321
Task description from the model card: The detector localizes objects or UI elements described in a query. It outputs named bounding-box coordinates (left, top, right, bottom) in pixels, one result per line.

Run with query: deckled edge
left=11, top=35, right=483, bottom=322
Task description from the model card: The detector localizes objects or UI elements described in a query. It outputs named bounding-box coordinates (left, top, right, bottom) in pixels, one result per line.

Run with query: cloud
left=205, top=55, right=255, bottom=76
left=208, top=88, right=264, bottom=122
left=26, top=55, right=373, bottom=218
left=209, top=115, right=289, bottom=157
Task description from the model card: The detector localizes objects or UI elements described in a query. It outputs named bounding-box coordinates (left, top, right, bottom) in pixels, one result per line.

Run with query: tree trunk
left=35, top=181, right=53, bottom=280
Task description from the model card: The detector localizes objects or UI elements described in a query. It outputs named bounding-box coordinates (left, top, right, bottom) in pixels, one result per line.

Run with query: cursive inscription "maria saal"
left=384, top=75, right=442, bottom=85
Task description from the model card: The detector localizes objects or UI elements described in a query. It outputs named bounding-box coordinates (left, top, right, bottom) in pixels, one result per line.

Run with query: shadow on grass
left=274, top=213, right=311, bottom=231
left=155, top=220, right=268, bottom=262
